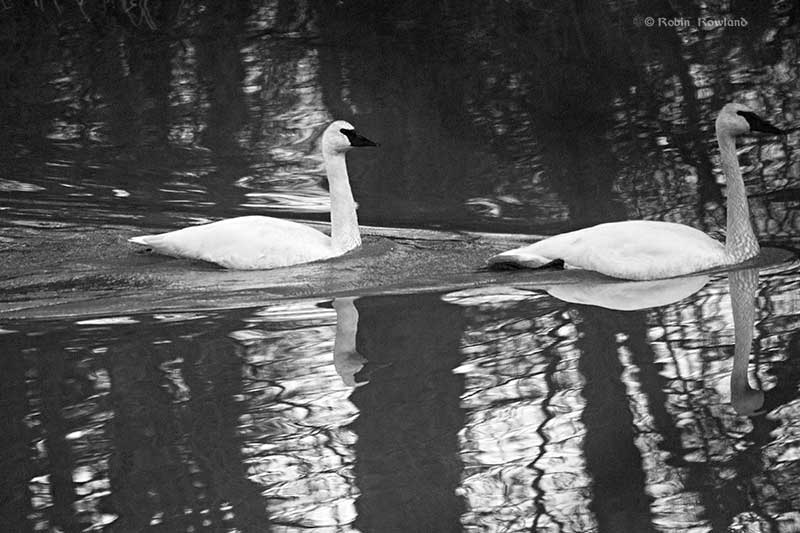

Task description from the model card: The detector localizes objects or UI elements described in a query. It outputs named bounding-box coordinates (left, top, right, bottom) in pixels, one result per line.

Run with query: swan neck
left=333, top=297, right=365, bottom=387
left=324, top=151, right=361, bottom=254
left=717, top=132, right=758, bottom=262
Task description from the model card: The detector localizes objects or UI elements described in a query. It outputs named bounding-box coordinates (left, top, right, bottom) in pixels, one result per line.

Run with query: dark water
left=1, top=1, right=800, bottom=531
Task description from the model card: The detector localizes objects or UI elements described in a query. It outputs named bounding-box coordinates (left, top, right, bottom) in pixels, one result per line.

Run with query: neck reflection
left=332, top=297, right=367, bottom=387
left=539, top=266, right=767, bottom=415
left=729, top=266, right=765, bottom=416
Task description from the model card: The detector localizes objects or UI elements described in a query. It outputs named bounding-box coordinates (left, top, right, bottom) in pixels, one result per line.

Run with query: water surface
left=1, top=1, right=800, bottom=531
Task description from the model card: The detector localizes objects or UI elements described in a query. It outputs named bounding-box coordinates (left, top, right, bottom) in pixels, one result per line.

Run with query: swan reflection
left=444, top=272, right=710, bottom=311
left=729, top=267, right=767, bottom=416
left=545, top=274, right=710, bottom=311
left=332, top=297, right=368, bottom=387
left=444, top=265, right=772, bottom=416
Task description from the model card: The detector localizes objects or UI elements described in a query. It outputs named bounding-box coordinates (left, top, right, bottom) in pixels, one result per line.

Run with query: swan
left=128, top=121, right=377, bottom=269
left=488, top=104, right=786, bottom=280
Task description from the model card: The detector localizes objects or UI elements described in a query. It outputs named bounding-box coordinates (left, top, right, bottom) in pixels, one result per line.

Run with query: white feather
left=490, top=220, right=725, bottom=281
left=130, top=215, right=336, bottom=269
left=488, top=103, right=777, bottom=280
left=129, top=120, right=374, bottom=270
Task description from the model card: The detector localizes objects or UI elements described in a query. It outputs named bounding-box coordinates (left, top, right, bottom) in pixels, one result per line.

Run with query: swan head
left=322, top=120, right=378, bottom=155
left=731, top=387, right=766, bottom=417
left=717, top=103, right=786, bottom=137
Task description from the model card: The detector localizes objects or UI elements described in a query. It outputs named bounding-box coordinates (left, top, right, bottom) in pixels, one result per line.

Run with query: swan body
left=489, top=104, right=786, bottom=280
left=129, top=120, right=377, bottom=269
left=129, top=215, right=338, bottom=269
left=492, top=220, right=725, bottom=280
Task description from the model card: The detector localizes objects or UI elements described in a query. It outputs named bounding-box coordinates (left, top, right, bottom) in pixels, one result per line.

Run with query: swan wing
left=490, top=220, right=726, bottom=280
left=129, top=215, right=335, bottom=269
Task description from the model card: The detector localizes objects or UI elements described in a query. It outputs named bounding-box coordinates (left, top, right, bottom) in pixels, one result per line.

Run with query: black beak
left=341, top=128, right=379, bottom=147
left=737, top=111, right=787, bottom=135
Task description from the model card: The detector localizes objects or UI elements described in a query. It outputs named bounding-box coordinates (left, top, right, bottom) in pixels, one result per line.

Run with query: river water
left=1, top=2, right=799, bottom=532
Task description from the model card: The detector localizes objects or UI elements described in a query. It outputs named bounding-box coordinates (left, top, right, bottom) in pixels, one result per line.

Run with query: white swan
left=488, top=104, right=786, bottom=280
left=129, top=121, right=377, bottom=269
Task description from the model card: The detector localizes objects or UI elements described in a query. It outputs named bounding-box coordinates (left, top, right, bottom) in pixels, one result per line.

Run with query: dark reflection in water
left=106, top=337, right=193, bottom=531
left=350, top=294, right=466, bottom=532
left=1, top=0, right=800, bottom=532
left=0, top=0, right=796, bottom=238
left=194, top=2, right=251, bottom=215
left=106, top=334, right=271, bottom=532
left=574, top=306, right=654, bottom=532
left=0, top=333, right=34, bottom=531
left=3, top=262, right=800, bottom=531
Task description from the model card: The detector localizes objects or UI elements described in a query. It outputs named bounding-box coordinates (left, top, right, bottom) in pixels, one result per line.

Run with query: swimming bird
left=129, top=121, right=377, bottom=269
left=488, top=104, right=786, bottom=280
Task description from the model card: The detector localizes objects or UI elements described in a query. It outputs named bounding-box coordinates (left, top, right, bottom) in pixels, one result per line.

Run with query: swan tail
left=128, top=234, right=170, bottom=251
left=487, top=247, right=560, bottom=270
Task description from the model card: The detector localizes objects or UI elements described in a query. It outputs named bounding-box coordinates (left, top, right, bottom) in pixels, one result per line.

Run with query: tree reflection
left=0, top=333, right=33, bottom=532
left=106, top=340, right=193, bottom=530
left=349, top=293, right=466, bottom=532
left=39, top=345, right=83, bottom=533
left=549, top=263, right=795, bottom=530
left=1, top=0, right=796, bottom=237
left=105, top=323, right=269, bottom=531
left=574, top=306, right=654, bottom=533
left=307, top=0, right=796, bottom=236
left=195, top=2, right=252, bottom=214
left=3, top=260, right=800, bottom=531
left=180, top=337, right=271, bottom=532
left=0, top=1, right=798, bottom=530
